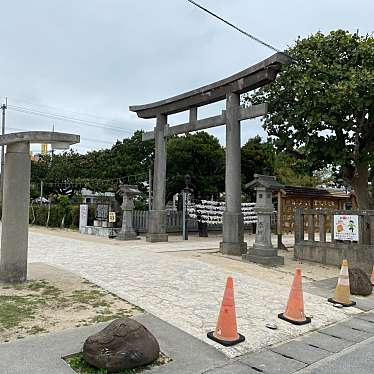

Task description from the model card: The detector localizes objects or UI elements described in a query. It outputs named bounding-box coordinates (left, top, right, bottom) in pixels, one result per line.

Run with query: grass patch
left=27, top=325, right=48, bottom=335
left=0, top=277, right=142, bottom=342
left=66, top=352, right=171, bottom=374
left=70, top=290, right=108, bottom=305
left=0, top=295, right=38, bottom=329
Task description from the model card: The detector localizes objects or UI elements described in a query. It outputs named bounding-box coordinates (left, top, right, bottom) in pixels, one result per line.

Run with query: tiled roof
left=280, top=185, right=349, bottom=199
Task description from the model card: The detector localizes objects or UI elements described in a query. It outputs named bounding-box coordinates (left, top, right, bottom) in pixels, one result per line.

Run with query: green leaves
left=166, top=132, right=225, bottom=200
left=250, top=30, right=374, bottom=202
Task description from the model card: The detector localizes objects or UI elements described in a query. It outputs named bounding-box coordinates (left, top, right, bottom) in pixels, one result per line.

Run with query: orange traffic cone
left=371, top=265, right=374, bottom=286
left=278, top=268, right=311, bottom=325
left=328, top=259, right=356, bottom=307
left=207, top=276, right=245, bottom=346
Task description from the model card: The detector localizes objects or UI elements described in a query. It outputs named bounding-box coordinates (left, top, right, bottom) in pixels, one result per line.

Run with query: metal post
left=40, top=180, right=44, bottom=205
left=182, top=190, right=188, bottom=240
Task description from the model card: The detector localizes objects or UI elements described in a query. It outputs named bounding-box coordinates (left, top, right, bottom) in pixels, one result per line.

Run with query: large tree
left=166, top=132, right=225, bottom=201
left=251, top=30, right=374, bottom=208
left=241, top=136, right=274, bottom=186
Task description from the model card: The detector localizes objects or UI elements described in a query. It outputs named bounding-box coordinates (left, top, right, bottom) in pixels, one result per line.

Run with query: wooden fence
left=294, top=208, right=374, bottom=272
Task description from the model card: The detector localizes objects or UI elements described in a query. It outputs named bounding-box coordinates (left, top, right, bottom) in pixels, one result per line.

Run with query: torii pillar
left=0, top=131, right=80, bottom=283
left=219, top=93, right=247, bottom=255
left=147, top=114, right=168, bottom=242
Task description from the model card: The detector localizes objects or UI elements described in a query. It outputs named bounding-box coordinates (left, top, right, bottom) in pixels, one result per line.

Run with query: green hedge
left=29, top=204, right=96, bottom=229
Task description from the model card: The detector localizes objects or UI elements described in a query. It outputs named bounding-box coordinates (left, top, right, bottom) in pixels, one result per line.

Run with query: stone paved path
left=27, top=228, right=360, bottom=358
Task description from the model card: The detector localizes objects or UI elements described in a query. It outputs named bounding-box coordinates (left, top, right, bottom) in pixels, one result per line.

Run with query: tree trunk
left=347, top=160, right=372, bottom=210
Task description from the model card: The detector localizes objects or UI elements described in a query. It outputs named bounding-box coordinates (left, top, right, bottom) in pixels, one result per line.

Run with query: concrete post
left=0, top=142, right=30, bottom=282
left=146, top=114, right=168, bottom=242
left=220, top=92, right=247, bottom=255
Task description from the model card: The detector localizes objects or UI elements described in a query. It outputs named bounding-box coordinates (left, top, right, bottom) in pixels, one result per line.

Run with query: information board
left=96, top=204, right=109, bottom=220
left=333, top=214, right=359, bottom=241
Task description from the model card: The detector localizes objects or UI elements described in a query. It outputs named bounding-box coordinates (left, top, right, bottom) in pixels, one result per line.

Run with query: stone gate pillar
left=0, top=131, right=79, bottom=283
left=0, top=142, right=30, bottom=282
left=220, top=92, right=247, bottom=255
left=147, top=114, right=168, bottom=242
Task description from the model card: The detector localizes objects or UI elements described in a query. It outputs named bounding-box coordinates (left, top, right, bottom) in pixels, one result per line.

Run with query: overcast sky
left=1, top=0, right=372, bottom=154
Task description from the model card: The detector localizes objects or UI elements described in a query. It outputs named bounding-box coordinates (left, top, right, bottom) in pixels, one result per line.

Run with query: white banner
left=334, top=214, right=359, bottom=241
left=79, top=204, right=88, bottom=230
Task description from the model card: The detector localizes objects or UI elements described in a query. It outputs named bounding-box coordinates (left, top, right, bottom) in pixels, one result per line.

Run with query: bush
left=29, top=204, right=95, bottom=229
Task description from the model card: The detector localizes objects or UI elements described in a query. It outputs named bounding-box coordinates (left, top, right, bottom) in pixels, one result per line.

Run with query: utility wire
left=9, top=98, right=126, bottom=127
left=186, top=0, right=285, bottom=55
left=186, top=0, right=345, bottom=77
left=8, top=105, right=133, bottom=134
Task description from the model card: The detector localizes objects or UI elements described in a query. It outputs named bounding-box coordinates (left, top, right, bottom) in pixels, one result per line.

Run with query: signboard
left=96, top=204, right=109, bottom=220
left=333, top=214, right=359, bottom=241
left=108, top=212, right=116, bottom=223
left=79, top=204, right=88, bottom=231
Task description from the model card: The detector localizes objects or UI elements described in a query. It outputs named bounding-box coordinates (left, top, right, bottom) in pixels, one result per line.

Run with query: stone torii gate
left=130, top=53, right=289, bottom=255
left=0, top=131, right=80, bottom=283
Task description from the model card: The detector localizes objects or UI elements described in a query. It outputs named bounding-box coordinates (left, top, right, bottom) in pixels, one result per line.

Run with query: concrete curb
left=0, top=313, right=228, bottom=374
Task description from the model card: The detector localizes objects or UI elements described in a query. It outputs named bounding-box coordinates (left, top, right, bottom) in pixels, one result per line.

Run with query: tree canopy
left=166, top=132, right=225, bottom=201
left=251, top=30, right=374, bottom=208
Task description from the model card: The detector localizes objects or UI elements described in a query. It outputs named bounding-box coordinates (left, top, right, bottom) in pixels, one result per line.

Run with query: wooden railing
left=295, top=208, right=374, bottom=245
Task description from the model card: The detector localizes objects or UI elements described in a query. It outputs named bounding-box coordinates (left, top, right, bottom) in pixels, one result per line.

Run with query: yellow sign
left=108, top=212, right=116, bottom=223
left=41, top=144, right=48, bottom=155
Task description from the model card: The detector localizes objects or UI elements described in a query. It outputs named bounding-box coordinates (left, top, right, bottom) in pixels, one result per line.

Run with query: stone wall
left=294, top=241, right=374, bottom=273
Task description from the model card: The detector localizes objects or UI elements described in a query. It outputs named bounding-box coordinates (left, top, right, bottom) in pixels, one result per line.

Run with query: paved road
left=299, top=336, right=374, bottom=374
left=207, top=313, right=374, bottom=373
left=25, top=228, right=358, bottom=358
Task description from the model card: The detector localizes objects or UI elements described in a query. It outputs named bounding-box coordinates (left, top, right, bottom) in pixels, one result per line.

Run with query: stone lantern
left=242, top=174, right=284, bottom=266
left=116, top=184, right=140, bottom=240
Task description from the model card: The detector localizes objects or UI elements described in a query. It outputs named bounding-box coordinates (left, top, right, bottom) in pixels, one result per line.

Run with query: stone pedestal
left=146, top=210, right=168, bottom=243
left=243, top=212, right=284, bottom=265
left=0, top=142, right=30, bottom=282
left=220, top=212, right=247, bottom=255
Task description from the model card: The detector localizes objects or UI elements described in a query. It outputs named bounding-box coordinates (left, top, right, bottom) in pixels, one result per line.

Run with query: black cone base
left=278, top=313, right=311, bottom=325
left=328, top=298, right=356, bottom=307
left=207, top=331, right=245, bottom=347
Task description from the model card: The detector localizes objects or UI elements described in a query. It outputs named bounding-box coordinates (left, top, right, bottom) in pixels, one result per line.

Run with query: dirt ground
left=0, top=263, right=142, bottom=342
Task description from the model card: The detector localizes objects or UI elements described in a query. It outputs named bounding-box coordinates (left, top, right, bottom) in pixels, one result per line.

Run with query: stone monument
left=0, top=131, right=79, bottom=283
left=116, top=184, right=140, bottom=241
left=243, top=174, right=284, bottom=266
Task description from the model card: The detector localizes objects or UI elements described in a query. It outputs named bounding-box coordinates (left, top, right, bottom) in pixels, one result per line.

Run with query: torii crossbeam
left=130, top=53, right=290, bottom=254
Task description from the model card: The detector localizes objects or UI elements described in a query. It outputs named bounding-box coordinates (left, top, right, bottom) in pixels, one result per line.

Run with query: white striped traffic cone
left=328, top=259, right=356, bottom=307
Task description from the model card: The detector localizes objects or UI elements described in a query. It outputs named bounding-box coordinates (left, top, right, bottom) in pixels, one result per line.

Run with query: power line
left=8, top=105, right=134, bottom=134
left=9, top=98, right=127, bottom=127
left=186, top=1, right=344, bottom=79
left=186, top=0, right=286, bottom=55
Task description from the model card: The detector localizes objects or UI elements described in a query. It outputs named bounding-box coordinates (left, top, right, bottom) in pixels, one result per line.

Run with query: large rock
left=83, top=318, right=160, bottom=373
left=349, top=267, right=372, bottom=296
